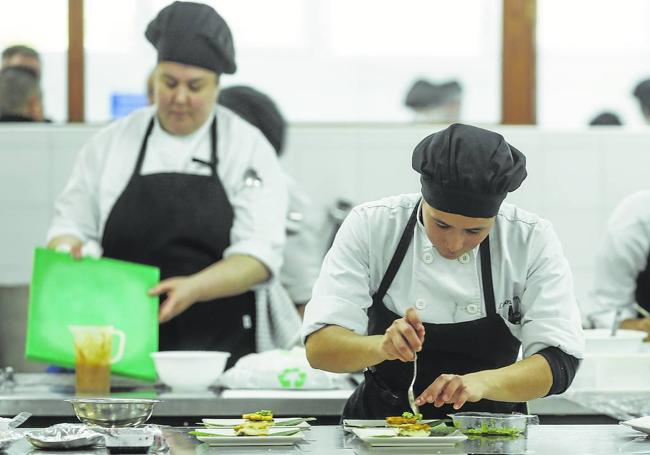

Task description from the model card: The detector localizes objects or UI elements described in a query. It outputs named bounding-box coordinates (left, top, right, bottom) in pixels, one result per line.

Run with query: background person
left=404, top=79, right=462, bottom=123
left=588, top=191, right=650, bottom=339
left=47, top=1, right=288, bottom=367
left=0, top=66, right=44, bottom=122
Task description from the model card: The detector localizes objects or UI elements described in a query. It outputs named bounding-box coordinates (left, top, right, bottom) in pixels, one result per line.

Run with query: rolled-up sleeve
left=223, top=134, right=288, bottom=279
left=519, top=222, right=585, bottom=360
left=46, top=136, right=103, bottom=244
left=302, top=208, right=373, bottom=343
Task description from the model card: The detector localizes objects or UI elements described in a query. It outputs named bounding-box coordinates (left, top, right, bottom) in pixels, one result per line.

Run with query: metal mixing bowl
left=66, top=398, right=161, bottom=427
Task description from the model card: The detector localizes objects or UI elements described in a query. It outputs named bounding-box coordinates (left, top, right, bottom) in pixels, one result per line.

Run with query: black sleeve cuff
left=536, top=346, right=581, bottom=396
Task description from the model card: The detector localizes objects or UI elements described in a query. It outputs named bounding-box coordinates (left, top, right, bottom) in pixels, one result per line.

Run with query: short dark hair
left=2, top=45, right=40, bottom=61
left=0, top=66, right=41, bottom=114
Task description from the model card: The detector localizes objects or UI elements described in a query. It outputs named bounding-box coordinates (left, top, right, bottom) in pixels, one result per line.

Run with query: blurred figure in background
left=0, top=66, right=44, bottom=122
left=633, top=79, right=650, bottom=124
left=219, top=85, right=327, bottom=317
left=589, top=111, right=622, bottom=126
left=588, top=191, right=650, bottom=339
left=47, top=2, right=288, bottom=366
left=404, top=79, right=462, bottom=123
left=1, top=45, right=41, bottom=79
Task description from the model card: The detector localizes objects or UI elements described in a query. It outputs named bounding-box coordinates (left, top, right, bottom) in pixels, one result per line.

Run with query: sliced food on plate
left=242, top=409, right=274, bottom=421
left=395, top=422, right=431, bottom=437
left=386, top=411, right=423, bottom=426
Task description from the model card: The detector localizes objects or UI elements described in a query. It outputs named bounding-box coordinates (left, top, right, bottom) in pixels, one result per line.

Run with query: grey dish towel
left=255, top=281, right=302, bottom=352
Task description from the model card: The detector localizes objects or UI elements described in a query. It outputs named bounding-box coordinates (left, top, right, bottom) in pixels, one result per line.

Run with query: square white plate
left=201, top=417, right=311, bottom=428
left=195, top=428, right=305, bottom=446
left=620, top=416, right=650, bottom=434
left=352, top=428, right=467, bottom=447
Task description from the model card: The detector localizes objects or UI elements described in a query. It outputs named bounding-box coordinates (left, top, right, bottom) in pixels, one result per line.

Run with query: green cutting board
left=25, top=248, right=160, bottom=381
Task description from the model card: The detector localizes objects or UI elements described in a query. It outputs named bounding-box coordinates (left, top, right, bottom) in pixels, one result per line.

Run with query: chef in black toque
left=47, top=2, right=288, bottom=366
left=303, top=124, right=584, bottom=419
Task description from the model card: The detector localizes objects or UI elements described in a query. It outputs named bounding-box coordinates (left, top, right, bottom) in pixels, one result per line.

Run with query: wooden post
left=502, top=0, right=536, bottom=124
left=67, top=0, right=84, bottom=122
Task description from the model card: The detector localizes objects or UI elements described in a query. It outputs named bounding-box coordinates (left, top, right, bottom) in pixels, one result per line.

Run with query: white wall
left=1, top=124, right=649, bottom=323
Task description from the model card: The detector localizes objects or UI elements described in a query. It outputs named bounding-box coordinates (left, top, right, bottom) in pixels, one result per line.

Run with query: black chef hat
left=589, top=111, right=622, bottom=126
left=633, top=79, right=650, bottom=114
left=145, top=1, right=236, bottom=75
left=404, top=79, right=462, bottom=109
left=412, top=123, right=527, bottom=218
left=219, top=86, right=286, bottom=155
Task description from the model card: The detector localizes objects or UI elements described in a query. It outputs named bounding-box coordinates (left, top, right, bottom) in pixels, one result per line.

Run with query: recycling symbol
left=277, top=368, right=307, bottom=389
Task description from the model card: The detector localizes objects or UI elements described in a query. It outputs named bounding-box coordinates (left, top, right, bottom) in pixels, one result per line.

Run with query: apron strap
left=479, top=237, right=497, bottom=316
left=373, top=200, right=420, bottom=302
left=190, top=116, right=218, bottom=176
left=136, top=116, right=219, bottom=177
left=134, top=118, right=155, bottom=176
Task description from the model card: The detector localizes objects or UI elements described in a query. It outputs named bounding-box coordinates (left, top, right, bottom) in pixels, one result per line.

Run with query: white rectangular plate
left=195, top=428, right=305, bottom=446
left=620, top=416, right=650, bottom=434
left=201, top=417, right=311, bottom=428
left=352, top=428, right=467, bottom=447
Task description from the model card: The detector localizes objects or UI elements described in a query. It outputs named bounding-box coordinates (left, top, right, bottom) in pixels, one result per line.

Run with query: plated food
left=386, top=411, right=423, bottom=426
left=395, top=422, right=431, bottom=437
left=242, top=409, right=274, bottom=422
left=234, top=421, right=273, bottom=436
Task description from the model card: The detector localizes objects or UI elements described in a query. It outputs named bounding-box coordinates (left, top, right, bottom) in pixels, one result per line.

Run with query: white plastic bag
left=218, top=347, right=349, bottom=390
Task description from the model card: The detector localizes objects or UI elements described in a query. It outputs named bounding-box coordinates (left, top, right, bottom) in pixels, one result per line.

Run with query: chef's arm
left=192, top=254, right=269, bottom=300
left=306, top=310, right=425, bottom=373
left=465, top=353, right=553, bottom=402
left=306, top=325, right=386, bottom=373
left=465, top=346, right=578, bottom=402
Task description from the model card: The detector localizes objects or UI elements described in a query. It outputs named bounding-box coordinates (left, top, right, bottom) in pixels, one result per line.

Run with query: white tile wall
left=1, top=124, right=650, bottom=322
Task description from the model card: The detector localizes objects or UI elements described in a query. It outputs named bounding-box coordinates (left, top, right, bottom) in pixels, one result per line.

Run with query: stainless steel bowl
left=66, top=398, right=161, bottom=427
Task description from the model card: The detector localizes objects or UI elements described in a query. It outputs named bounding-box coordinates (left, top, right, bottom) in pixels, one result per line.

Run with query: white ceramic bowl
left=150, top=351, right=230, bottom=390
left=584, top=329, right=645, bottom=354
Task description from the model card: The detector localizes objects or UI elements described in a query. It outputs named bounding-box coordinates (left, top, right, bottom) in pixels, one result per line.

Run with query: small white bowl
left=150, top=351, right=230, bottom=390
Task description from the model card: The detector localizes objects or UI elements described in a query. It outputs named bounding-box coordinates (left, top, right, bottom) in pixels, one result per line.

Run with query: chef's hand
left=149, top=276, right=201, bottom=323
left=620, top=318, right=650, bottom=341
left=416, top=373, right=487, bottom=410
left=379, top=307, right=425, bottom=362
left=54, top=241, right=102, bottom=260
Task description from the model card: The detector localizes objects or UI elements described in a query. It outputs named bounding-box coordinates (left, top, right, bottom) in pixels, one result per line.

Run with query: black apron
left=342, top=201, right=525, bottom=419
left=101, top=116, right=255, bottom=369
left=635, top=249, right=650, bottom=314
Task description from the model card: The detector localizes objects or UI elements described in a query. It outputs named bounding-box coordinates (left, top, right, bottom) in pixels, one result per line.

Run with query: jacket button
left=465, top=303, right=479, bottom=314
left=422, top=252, right=434, bottom=264
left=415, top=299, right=426, bottom=310
left=458, top=253, right=471, bottom=264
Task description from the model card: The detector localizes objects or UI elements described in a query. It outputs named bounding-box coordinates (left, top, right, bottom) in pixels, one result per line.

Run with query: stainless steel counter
left=2, top=425, right=650, bottom=454
left=0, top=374, right=617, bottom=421
left=0, top=374, right=353, bottom=418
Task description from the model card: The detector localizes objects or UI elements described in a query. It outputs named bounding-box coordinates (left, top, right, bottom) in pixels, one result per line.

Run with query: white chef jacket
left=302, top=193, right=585, bottom=360
left=47, top=105, right=288, bottom=278
left=588, top=190, right=650, bottom=328
left=280, top=173, right=329, bottom=304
